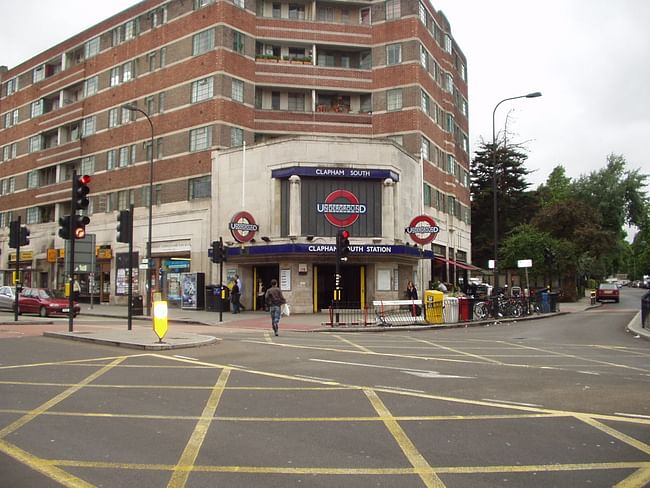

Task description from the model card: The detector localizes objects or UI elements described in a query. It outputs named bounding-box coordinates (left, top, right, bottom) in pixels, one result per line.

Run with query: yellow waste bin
left=424, top=290, right=444, bottom=324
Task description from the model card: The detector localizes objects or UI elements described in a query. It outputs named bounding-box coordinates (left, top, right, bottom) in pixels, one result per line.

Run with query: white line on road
left=173, top=355, right=198, bottom=361
left=482, top=398, right=543, bottom=408
left=375, top=385, right=426, bottom=393
left=295, top=374, right=335, bottom=382
left=310, top=358, right=474, bottom=379
left=577, top=371, right=601, bottom=375
left=614, top=412, right=650, bottom=420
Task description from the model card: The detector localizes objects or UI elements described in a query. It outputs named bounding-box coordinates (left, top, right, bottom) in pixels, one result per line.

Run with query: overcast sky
left=1, top=0, right=648, bottom=190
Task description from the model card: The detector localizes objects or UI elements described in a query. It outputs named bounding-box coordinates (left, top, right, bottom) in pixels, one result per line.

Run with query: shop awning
left=434, top=256, right=481, bottom=271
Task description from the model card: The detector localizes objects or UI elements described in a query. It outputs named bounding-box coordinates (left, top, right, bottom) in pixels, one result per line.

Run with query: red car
left=596, top=283, right=620, bottom=303
left=19, top=288, right=80, bottom=317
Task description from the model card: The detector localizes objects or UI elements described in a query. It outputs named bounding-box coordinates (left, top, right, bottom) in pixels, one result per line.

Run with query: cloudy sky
left=2, top=0, right=648, bottom=190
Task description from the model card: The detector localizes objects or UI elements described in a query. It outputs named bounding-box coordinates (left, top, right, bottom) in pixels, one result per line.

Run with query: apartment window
left=445, top=113, right=454, bottom=132
left=82, top=116, right=96, bottom=136
left=421, top=137, right=430, bottom=161
left=445, top=73, right=453, bottom=93
left=447, top=196, right=456, bottom=216
left=317, top=7, right=334, bottom=21
left=191, top=77, right=214, bottom=103
left=462, top=133, right=469, bottom=154
left=159, top=92, right=166, bottom=112
left=233, top=31, right=245, bottom=54
left=29, top=135, right=42, bottom=153
left=148, top=52, right=157, bottom=72
left=360, top=51, right=372, bottom=69
left=122, top=61, right=134, bottom=82
left=387, top=135, right=403, bottom=146
left=81, top=156, right=95, bottom=175
left=255, top=91, right=262, bottom=109
left=189, top=176, right=211, bottom=199
left=360, top=7, right=371, bottom=24
left=6, top=77, right=18, bottom=95
left=420, top=44, right=429, bottom=70
left=447, top=154, right=456, bottom=175
left=142, top=184, right=161, bottom=207
left=30, top=100, right=43, bottom=118
left=1, top=177, right=16, bottom=194
left=26, top=207, right=39, bottom=225
left=107, top=150, right=117, bottom=170
left=151, top=6, right=168, bottom=28
left=27, top=171, right=39, bottom=188
left=444, top=34, right=453, bottom=54
left=231, top=127, right=244, bottom=147
left=117, top=190, right=133, bottom=211
left=193, top=29, right=214, bottom=55
left=4, top=110, right=18, bottom=128
left=271, top=92, right=280, bottom=110
left=145, top=96, right=155, bottom=115
left=387, top=89, right=402, bottom=111
left=112, top=26, right=124, bottom=46
left=110, top=67, right=121, bottom=86
left=3, top=144, right=17, bottom=161
left=288, top=3, right=305, bottom=19
left=160, top=47, right=167, bottom=68
left=108, top=108, right=120, bottom=128
left=33, top=65, right=45, bottom=83
left=272, top=3, right=281, bottom=18
left=423, top=183, right=432, bottom=207
left=84, top=76, right=98, bottom=97
left=385, top=0, right=401, bottom=20
left=421, top=90, right=430, bottom=114
left=231, top=79, right=244, bottom=102
left=386, top=44, right=402, bottom=65
left=288, top=92, right=305, bottom=111
left=190, top=126, right=212, bottom=151
left=122, top=107, right=134, bottom=124
left=419, top=2, right=427, bottom=24
left=84, top=37, right=100, bottom=58
left=124, top=20, right=136, bottom=40
left=194, top=0, right=214, bottom=8
left=234, top=0, right=245, bottom=8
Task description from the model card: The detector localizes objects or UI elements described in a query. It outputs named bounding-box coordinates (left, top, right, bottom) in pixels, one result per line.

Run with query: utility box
left=424, top=290, right=444, bottom=324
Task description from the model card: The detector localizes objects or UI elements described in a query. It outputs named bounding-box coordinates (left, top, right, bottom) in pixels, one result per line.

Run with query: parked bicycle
left=473, top=293, right=524, bottom=320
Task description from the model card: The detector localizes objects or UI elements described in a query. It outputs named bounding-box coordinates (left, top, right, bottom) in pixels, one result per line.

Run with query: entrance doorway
left=253, top=265, right=280, bottom=311
left=315, top=264, right=363, bottom=311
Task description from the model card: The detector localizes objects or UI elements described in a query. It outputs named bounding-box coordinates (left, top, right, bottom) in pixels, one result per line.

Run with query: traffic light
left=58, top=215, right=71, bottom=240
left=73, top=215, right=90, bottom=239
left=9, top=220, right=19, bottom=249
left=19, top=226, right=30, bottom=246
left=116, top=210, right=132, bottom=243
left=212, top=238, right=227, bottom=263
left=73, top=174, right=91, bottom=211
left=543, top=247, right=555, bottom=266
left=336, top=229, right=351, bottom=262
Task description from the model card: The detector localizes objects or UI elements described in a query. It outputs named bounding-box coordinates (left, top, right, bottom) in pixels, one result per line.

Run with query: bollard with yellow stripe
left=152, top=300, right=168, bottom=342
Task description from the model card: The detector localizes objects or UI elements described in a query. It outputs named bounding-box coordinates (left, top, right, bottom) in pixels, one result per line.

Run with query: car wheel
left=39, top=306, right=48, bottom=318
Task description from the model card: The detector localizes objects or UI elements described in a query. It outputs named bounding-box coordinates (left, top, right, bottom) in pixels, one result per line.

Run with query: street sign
left=65, top=234, right=96, bottom=273
left=518, top=259, right=533, bottom=268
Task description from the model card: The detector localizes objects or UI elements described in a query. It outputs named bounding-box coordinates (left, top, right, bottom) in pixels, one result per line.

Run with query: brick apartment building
left=0, top=0, right=472, bottom=312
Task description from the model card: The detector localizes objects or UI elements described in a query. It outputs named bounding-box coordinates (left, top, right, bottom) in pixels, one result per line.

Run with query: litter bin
left=424, top=290, right=444, bottom=324
left=540, top=292, right=550, bottom=313
left=205, top=285, right=220, bottom=312
left=443, top=297, right=459, bottom=323
left=549, top=292, right=560, bottom=312
left=458, top=296, right=469, bottom=321
left=131, top=295, right=143, bottom=316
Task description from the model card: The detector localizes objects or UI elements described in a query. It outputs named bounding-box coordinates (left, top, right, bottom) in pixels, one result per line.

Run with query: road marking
left=615, top=413, right=650, bottom=420
left=405, top=336, right=504, bottom=365
left=614, top=467, right=650, bottom=488
left=577, top=415, right=650, bottom=455
left=167, top=367, right=231, bottom=488
left=173, top=355, right=198, bottom=361
left=482, top=398, right=543, bottom=408
left=310, top=358, right=473, bottom=378
left=364, top=389, right=444, bottom=488
left=577, top=371, right=601, bottom=375
left=375, top=385, right=426, bottom=393
left=333, top=334, right=373, bottom=353
left=295, top=374, right=335, bottom=382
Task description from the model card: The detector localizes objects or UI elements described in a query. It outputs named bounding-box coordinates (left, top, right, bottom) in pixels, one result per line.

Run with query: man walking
left=264, top=279, right=286, bottom=336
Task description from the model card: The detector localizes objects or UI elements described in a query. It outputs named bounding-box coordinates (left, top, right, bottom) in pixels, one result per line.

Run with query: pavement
left=6, top=296, right=648, bottom=350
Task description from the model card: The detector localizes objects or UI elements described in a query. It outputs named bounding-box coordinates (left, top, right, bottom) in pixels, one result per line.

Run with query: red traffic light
left=341, top=229, right=350, bottom=239
left=79, top=175, right=91, bottom=185
left=74, top=227, right=86, bottom=239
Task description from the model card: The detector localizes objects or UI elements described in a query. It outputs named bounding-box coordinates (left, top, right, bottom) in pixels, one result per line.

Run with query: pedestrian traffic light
left=73, top=214, right=90, bottom=239
left=116, top=210, right=132, bottom=243
left=58, top=215, right=71, bottom=240
left=336, top=229, right=351, bottom=262
left=19, top=226, right=30, bottom=246
left=212, top=238, right=227, bottom=263
left=73, top=174, right=91, bottom=211
left=9, top=220, right=20, bottom=249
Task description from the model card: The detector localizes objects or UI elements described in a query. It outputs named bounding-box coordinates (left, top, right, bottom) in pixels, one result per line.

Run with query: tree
left=536, top=165, right=572, bottom=208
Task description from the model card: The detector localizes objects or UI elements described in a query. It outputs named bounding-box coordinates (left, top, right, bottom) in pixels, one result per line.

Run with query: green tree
left=536, top=165, right=572, bottom=207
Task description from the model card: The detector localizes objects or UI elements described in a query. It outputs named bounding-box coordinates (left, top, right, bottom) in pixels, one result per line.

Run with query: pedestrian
left=264, top=278, right=286, bottom=336
left=73, top=277, right=81, bottom=301
left=405, top=280, right=420, bottom=316
left=257, top=279, right=266, bottom=311
left=230, top=280, right=241, bottom=314
left=235, top=274, right=245, bottom=311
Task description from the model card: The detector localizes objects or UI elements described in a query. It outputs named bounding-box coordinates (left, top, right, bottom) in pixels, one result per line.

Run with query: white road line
left=614, top=412, right=650, bottom=420
left=482, top=398, right=543, bottom=408
left=295, top=374, right=335, bottom=382
left=375, top=385, right=426, bottom=393
left=577, top=371, right=601, bottom=375
left=173, top=355, right=198, bottom=361
left=310, top=358, right=474, bottom=378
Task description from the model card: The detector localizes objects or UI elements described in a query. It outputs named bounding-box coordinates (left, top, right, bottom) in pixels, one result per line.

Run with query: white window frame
left=387, top=89, right=402, bottom=111
left=33, top=65, right=45, bottom=83
left=231, top=79, right=244, bottom=102
left=84, top=37, right=100, bottom=59
left=110, top=67, right=121, bottom=86
left=192, top=29, right=214, bottom=56
left=191, top=77, right=214, bottom=103
left=386, top=44, right=402, bottom=65
left=84, top=76, right=98, bottom=97
left=190, top=126, right=212, bottom=152
left=108, top=108, right=120, bottom=128
left=29, top=135, right=42, bottom=153
left=82, top=116, right=96, bottom=136
left=385, top=0, right=400, bottom=20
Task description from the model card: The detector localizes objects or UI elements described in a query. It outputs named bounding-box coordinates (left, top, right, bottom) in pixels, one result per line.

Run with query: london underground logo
left=317, top=189, right=367, bottom=227
left=229, top=211, right=259, bottom=243
left=405, top=215, right=439, bottom=245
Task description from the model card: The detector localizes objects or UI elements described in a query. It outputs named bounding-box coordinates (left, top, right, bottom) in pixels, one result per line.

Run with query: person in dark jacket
left=230, top=281, right=241, bottom=314
left=264, top=279, right=286, bottom=336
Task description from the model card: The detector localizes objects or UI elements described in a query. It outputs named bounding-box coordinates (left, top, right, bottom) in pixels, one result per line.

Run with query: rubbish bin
left=540, top=292, right=550, bottom=313
left=205, top=285, right=220, bottom=312
left=443, top=297, right=459, bottom=323
left=458, top=296, right=470, bottom=321
left=424, top=290, right=444, bottom=324
left=549, top=292, right=560, bottom=312
left=131, top=295, right=143, bottom=316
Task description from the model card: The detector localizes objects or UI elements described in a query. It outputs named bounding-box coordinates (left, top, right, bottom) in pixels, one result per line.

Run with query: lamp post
left=491, top=91, right=541, bottom=296
left=122, top=103, right=154, bottom=316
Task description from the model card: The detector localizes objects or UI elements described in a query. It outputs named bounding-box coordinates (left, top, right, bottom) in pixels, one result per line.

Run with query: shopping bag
left=281, top=303, right=291, bottom=317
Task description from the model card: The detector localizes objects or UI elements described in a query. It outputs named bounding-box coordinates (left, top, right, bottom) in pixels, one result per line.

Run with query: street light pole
left=122, top=103, right=154, bottom=316
left=491, top=91, right=541, bottom=296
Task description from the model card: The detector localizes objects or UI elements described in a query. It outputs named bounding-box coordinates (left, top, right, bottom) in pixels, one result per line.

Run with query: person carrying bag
left=264, top=279, right=286, bottom=336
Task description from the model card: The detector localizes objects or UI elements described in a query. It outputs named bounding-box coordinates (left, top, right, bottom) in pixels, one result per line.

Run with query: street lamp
left=491, top=91, right=541, bottom=295
left=122, top=103, right=154, bottom=316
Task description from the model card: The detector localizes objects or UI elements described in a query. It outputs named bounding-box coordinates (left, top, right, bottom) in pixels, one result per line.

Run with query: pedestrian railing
left=326, top=302, right=372, bottom=327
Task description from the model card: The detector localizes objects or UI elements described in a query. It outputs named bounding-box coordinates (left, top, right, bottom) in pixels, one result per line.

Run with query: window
left=29, top=135, right=42, bottom=153
left=145, top=96, right=155, bottom=115
left=122, top=106, right=134, bottom=124
left=421, top=90, right=430, bottom=114
left=288, top=92, right=305, bottom=111
left=110, top=67, right=121, bottom=86
left=288, top=3, right=305, bottom=19
left=234, top=0, right=245, bottom=8
left=118, top=145, right=135, bottom=167
left=459, top=63, right=466, bottom=81
left=122, top=61, right=134, bottom=83
left=317, top=7, right=334, bottom=21
left=447, top=196, right=456, bottom=216
left=231, top=79, right=244, bottom=102
left=445, top=73, right=453, bottom=93
left=151, top=6, right=168, bottom=27
left=3, top=144, right=17, bottom=161
left=231, top=127, right=244, bottom=146
left=190, top=126, right=212, bottom=151
left=31, top=100, right=43, bottom=118
left=107, top=149, right=117, bottom=170
left=1, top=177, right=16, bottom=195
left=420, top=44, right=429, bottom=70
left=148, top=52, right=157, bottom=72
left=142, top=184, right=161, bottom=207
left=4, top=110, right=18, bottom=128
left=360, top=7, right=371, bottom=24
left=447, top=154, right=456, bottom=175
left=360, top=51, right=372, bottom=69
left=423, top=183, right=432, bottom=207
left=81, top=156, right=95, bottom=175
left=84, top=37, right=100, bottom=59
left=193, top=29, right=214, bottom=56
left=117, top=190, right=133, bottom=210
left=271, top=91, right=280, bottom=110
left=160, top=47, right=167, bottom=68
left=27, top=171, right=40, bottom=188
left=387, top=89, right=402, bottom=111
left=84, top=76, right=98, bottom=97
left=386, top=44, right=401, bottom=65
left=124, top=20, right=136, bottom=40
left=109, top=108, right=120, bottom=128
left=385, top=0, right=400, bottom=20
left=194, top=0, right=214, bottom=8
left=191, top=77, right=214, bottom=103
left=419, top=2, right=427, bottom=24
left=421, top=137, right=430, bottom=161
left=112, top=26, right=124, bottom=46
left=6, top=77, right=18, bottom=95
left=233, top=31, right=245, bottom=54
left=26, top=207, right=40, bottom=224
left=82, top=116, right=96, bottom=136
left=445, top=113, right=454, bottom=132
left=272, top=3, right=281, bottom=17
left=189, top=176, right=211, bottom=199
left=444, top=34, right=453, bottom=54
left=159, top=92, right=166, bottom=112
left=33, top=65, right=45, bottom=83
left=387, top=135, right=403, bottom=146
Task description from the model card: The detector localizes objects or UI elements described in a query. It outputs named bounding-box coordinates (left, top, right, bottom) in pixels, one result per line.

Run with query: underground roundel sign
left=317, top=189, right=367, bottom=227
left=229, top=211, right=259, bottom=243
left=405, top=215, right=440, bottom=245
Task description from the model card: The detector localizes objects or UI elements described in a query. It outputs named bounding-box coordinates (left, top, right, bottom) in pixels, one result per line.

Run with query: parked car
left=596, top=283, right=620, bottom=303
left=0, top=286, right=17, bottom=312
left=18, top=288, right=80, bottom=317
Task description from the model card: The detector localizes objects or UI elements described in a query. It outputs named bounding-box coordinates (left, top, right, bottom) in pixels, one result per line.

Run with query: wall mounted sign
left=404, top=215, right=440, bottom=245
left=317, top=189, right=367, bottom=227
left=229, top=211, right=259, bottom=243
left=272, top=166, right=399, bottom=181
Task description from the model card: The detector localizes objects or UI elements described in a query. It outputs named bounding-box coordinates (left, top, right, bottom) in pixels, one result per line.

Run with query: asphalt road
left=0, top=288, right=649, bottom=487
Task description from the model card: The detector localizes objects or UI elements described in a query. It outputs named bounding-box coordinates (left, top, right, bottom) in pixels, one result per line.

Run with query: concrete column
left=289, top=175, right=301, bottom=238
left=382, top=178, right=395, bottom=240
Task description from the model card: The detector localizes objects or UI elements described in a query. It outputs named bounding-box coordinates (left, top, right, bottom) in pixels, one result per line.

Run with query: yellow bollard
left=152, top=300, right=168, bottom=342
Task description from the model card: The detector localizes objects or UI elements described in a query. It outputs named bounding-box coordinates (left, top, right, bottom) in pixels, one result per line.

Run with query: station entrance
left=314, top=264, right=364, bottom=311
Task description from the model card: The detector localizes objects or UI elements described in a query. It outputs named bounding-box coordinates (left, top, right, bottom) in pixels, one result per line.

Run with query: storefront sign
left=317, top=189, right=366, bottom=227
left=229, top=211, right=259, bottom=243
left=404, top=215, right=440, bottom=245
left=9, top=251, right=33, bottom=262
left=272, top=166, right=399, bottom=181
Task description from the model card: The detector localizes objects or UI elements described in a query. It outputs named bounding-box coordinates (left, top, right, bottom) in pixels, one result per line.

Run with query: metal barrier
left=372, top=300, right=426, bottom=327
left=642, top=291, right=650, bottom=330
left=327, top=302, right=372, bottom=327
